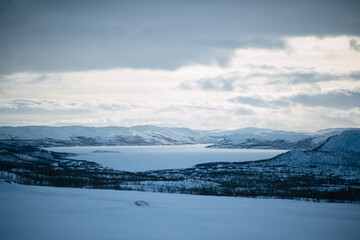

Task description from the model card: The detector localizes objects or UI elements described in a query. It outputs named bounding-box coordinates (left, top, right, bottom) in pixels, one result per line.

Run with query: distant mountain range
left=1, top=129, right=359, bottom=202
left=0, top=125, right=214, bottom=147
left=0, top=125, right=358, bottom=150
left=204, top=127, right=359, bottom=150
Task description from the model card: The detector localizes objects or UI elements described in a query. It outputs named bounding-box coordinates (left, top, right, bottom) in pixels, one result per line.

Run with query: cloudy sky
left=0, top=0, right=360, bottom=130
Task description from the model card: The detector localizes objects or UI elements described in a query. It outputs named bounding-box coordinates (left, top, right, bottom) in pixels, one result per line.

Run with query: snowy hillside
left=207, top=127, right=358, bottom=150
left=264, top=130, right=360, bottom=168
left=317, top=130, right=360, bottom=153
left=0, top=125, right=215, bottom=147
left=1, top=181, right=360, bottom=240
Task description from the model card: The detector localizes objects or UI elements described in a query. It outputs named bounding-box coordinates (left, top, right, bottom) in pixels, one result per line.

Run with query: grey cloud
left=96, top=103, right=129, bottom=111
left=0, top=99, right=130, bottom=114
left=253, top=71, right=336, bottom=84
left=230, top=96, right=289, bottom=107
left=235, top=107, right=255, bottom=115
left=200, top=77, right=235, bottom=91
left=28, top=75, right=48, bottom=84
left=231, top=90, right=360, bottom=110
left=207, top=37, right=285, bottom=50
left=1, top=0, right=360, bottom=73
left=178, top=82, right=193, bottom=90
left=181, top=68, right=359, bottom=97
left=289, top=90, right=360, bottom=109
left=230, top=96, right=268, bottom=107
left=349, top=71, right=360, bottom=80
left=247, top=70, right=360, bottom=84
left=179, top=76, right=236, bottom=91
left=288, top=72, right=341, bottom=84
left=0, top=99, right=90, bottom=114
left=246, top=64, right=277, bottom=71
left=350, top=39, right=360, bottom=51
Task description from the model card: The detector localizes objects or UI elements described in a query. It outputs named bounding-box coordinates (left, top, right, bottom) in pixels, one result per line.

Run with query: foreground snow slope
left=0, top=181, right=359, bottom=240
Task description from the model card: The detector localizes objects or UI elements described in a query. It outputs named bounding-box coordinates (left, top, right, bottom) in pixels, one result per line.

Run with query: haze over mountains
left=0, top=125, right=358, bottom=150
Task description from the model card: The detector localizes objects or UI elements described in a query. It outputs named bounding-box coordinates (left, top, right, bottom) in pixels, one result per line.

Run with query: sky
left=0, top=0, right=360, bottom=131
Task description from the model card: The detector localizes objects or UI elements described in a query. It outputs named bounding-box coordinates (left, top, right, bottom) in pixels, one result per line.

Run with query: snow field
left=47, top=145, right=286, bottom=171
left=1, top=181, right=360, bottom=240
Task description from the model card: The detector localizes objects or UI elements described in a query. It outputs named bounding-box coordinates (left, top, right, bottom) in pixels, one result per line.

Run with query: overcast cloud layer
left=0, top=0, right=360, bottom=130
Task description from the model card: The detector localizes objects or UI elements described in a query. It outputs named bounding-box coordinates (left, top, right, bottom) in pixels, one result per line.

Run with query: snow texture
left=0, top=181, right=360, bottom=240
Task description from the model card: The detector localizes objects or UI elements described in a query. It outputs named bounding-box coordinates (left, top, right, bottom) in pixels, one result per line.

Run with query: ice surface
left=46, top=144, right=286, bottom=171
left=0, top=181, right=359, bottom=240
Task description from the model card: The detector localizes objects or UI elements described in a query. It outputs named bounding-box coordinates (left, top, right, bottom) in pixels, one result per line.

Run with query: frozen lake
left=47, top=144, right=286, bottom=171
left=1, top=181, right=359, bottom=240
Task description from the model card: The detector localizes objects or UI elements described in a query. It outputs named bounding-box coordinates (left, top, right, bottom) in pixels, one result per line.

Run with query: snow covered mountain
left=316, top=130, right=360, bottom=153
left=262, top=130, right=360, bottom=170
left=206, top=127, right=359, bottom=150
left=0, top=125, right=215, bottom=147
left=0, top=125, right=358, bottom=149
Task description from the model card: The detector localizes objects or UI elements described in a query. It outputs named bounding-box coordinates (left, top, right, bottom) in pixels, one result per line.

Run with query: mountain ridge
left=0, top=125, right=215, bottom=147
left=206, top=127, right=360, bottom=150
left=0, top=125, right=358, bottom=149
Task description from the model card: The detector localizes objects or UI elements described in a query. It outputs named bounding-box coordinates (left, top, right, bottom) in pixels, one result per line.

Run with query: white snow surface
left=0, top=181, right=359, bottom=240
left=47, top=145, right=286, bottom=171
